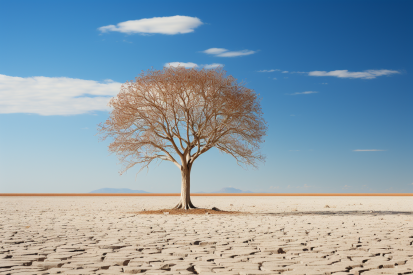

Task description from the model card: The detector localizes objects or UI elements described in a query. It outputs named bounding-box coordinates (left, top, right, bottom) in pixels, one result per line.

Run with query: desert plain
left=0, top=196, right=412, bottom=275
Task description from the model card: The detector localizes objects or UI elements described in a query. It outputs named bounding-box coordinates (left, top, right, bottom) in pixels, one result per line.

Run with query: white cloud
left=98, top=16, right=203, bottom=35
left=342, top=185, right=351, bottom=189
left=308, top=69, right=400, bottom=79
left=282, top=71, right=289, bottom=73
left=289, top=91, right=318, bottom=95
left=218, top=50, right=256, bottom=57
left=257, top=69, right=280, bottom=72
left=202, top=48, right=256, bottom=57
left=164, top=62, right=198, bottom=68
left=0, top=74, right=121, bottom=116
left=164, top=62, right=224, bottom=69
left=203, top=63, right=224, bottom=69
left=203, top=48, right=227, bottom=55
left=353, top=149, right=386, bottom=152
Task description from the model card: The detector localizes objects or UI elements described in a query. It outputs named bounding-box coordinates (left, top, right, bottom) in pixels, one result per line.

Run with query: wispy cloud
left=203, top=63, right=224, bottom=69
left=203, top=48, right=227, bottom=55
left=353, top=149, right=386, bottom=152
left=309, top=69, right=400, bottom=79
left=257, top=69, right=280, bottom=72
left=164, top=62, right=224, bottom=69
left=0, top=74, right=121, bottom=116
left=342, top=185, right=351, bottom=189
left=202, top=48, right=256, bottom=57
left=259, top=70, right=307, bottom=74
left=289, top=91, right=318, bottom=95
left=287, top=184, right=312, bottom=189
left=164, top=62, right=198, bottom=68
left=98, top=16, right=203, bottom=35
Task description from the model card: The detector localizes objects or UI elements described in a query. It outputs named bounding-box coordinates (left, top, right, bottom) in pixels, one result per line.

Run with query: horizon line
left=1, top=193, right=412, bottom=196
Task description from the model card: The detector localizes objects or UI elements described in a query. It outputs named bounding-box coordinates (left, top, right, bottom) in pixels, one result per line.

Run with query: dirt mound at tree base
left=133, top=208, right=248, bottom=215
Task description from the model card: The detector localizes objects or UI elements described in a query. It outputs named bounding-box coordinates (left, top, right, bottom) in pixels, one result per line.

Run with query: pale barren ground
left=0, top=196, right=412, bottom=275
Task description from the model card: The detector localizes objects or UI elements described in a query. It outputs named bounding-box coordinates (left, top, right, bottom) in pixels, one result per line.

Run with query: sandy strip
left=0, top=196, right=412, bottom=274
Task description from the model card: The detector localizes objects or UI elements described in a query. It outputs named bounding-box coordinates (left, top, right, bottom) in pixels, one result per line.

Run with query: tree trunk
left=174, top=165, right=196, bottom=209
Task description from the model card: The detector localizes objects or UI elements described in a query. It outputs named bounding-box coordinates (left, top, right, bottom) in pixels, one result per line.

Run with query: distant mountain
left=212, top=187, right=253, bottom=193
left=90, top=188, right=149, bottom=193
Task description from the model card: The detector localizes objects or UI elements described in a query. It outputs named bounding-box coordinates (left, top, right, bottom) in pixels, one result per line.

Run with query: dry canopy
left=98, top=66, right=267, bottom=209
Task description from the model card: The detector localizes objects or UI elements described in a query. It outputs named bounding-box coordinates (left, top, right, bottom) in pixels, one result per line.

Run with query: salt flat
left=0, top=196, right=412, bottom=274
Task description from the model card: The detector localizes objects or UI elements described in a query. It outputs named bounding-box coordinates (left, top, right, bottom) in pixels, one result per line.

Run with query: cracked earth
left=0, top=196, right=412, bottom=274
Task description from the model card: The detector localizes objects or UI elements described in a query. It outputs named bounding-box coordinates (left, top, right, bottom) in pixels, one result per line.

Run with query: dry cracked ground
left=0, top=196, right=412, bottom=275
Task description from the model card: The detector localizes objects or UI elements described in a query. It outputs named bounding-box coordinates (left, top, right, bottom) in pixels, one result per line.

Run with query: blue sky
left=0, top=0, right=412, bottom=193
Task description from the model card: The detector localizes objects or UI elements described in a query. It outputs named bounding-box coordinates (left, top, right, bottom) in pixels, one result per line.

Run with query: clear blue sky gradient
left=0, top=0, right=412, bottom=193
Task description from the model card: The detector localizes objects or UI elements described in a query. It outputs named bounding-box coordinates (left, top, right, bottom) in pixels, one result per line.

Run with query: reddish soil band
left=0, top=193, right=412, bottom=196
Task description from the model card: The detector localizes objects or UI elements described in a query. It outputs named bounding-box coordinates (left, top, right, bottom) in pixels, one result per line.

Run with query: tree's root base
left=173, top=201, right=197, bottom=210
left=173, top=205, right=197, bottom=210
left=134, top=208, right=246, bottom=215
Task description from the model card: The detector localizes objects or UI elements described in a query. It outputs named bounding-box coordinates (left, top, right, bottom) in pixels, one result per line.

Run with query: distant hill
left=90, top=188, right=149, bottom=193
left=212, top=187, right=253, bottom=193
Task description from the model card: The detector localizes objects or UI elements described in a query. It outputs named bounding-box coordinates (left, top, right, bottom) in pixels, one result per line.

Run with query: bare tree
left=98, top=66, right=267, bottom=209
